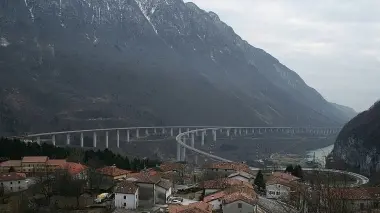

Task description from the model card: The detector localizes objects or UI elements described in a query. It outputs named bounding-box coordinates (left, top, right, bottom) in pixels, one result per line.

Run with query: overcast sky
left=186, top=0, right=380, bottom=112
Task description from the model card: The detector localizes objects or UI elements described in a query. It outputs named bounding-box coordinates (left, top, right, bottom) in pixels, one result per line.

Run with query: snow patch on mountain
left=135, top=0, right=158, bottom=34
left=0, top=37, right=11, bottom=47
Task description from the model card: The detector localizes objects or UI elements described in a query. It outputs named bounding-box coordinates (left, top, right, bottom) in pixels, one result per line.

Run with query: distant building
left=114, top=181, right=139, bottom=210
left=266, top=172, right=300, bottom=200
left=0, top=173, right=27, bottom=194
left=127, top=171, right=161, bottom=205
left=66, top=162, right=88, bottom=180
left=0, top=156, right=68, bottom=175
left=96, top=165, right=132, bottom=180
left=222, top=192, right=258, bottom=213
left=203, top=162, right=252, bottom=174
left=227, top=171, right=254, bottom=183
left=200, top=178, right=253, bottom=196
left=169, top=201, right=212, bottom=213
left=155, top=179, right=173, bottom=204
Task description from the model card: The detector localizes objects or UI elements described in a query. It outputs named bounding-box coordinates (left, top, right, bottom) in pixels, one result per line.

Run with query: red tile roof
left=204, top=184, right=257, bottom=203
left=201, top=178, right=254, bottom=190
left=114, top=181, right=138, bottom=194
left=169, top=201, right=212, bottom=213
left=133, top=171, right=161, bottom=184
left=22, top=156, right=48, bottom=163
left=66, top=162, right=87, bottom=175
left=160, top=162, right=186, bottom=172
left=47, top=159, right=67, bottom=167
left=271, top=172, right=299, bottom=182
left=0, top=160, right=22, bottom=167
left=203, top=191, right=226, bottom=202
left=223, top=192, right=257, bottom=206
left=0, top=172, right=26, bottom=181
left=96, top=166, right=132, bottom=177
left=204, top=162, right=252, bottom=173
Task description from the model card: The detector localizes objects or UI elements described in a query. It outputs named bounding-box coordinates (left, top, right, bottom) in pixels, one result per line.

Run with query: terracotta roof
left=228, top=171, right=254, bottom=179
left=204, top=162, right=252, bottom=173
left=133, top=172, right=161, bottom=184
left=22, top=156, right=48, bottom=163
left=201, top=178, right=253, bottom=190
left=47, top=159, right=67, bottom=167
left=157, top=179, right=172, bottom=190
left=169, top=202, right=212, bottom=213
left=223, top=192, right=257, bottom=206
left=0, top=160, right=22, bottom=167
left=160, top=162, right=186, bottom=172
left=328, top=187, right=380, bottom=200
left=66, top=162, right=87, bottom=175
left=271, top=172, right=299, bottom=182
left=96, top=166, right=132, bottom=177
left=114, top=181, right=138, bottom=194
left=0, top=173, right=26, bottom=181
left=203, top=191, right=226, bottom=202
left=266, top=177, right=297, bottom=188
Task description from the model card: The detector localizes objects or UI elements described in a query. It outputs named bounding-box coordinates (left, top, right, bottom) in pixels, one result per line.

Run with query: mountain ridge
left=0, top=0, right=352, bottom=135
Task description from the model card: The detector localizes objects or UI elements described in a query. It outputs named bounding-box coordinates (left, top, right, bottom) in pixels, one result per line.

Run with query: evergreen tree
left=285, top=165, right=294, bottom=173
left=254, top=170, right=265, bottom=191
left=292, top=165, right=304, bottom=179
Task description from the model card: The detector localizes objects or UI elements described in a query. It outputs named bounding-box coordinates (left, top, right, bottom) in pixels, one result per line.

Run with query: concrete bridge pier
left=37, top=136, right=41, bottom=145
left=106, top=131, right=109, bottom=148
left=145, top=129, right=149, bottom=136
left=181, top=138, right=187, bottom=161
left=201, top=131, right=205, bottom=146
left=154, top=128, right=157, bottom=134
left=178, top=128, right=182, bottom=134
left=191, top=133, right=195, bottom=148
left=117, top=130, right=121, bottom=146
left=234, top=129, right=237, bottom=136
left=52, top=135, right=56, bottom=146
left=66, top=134, right=70, bottom=145
left=186, top=128, right=190, bottom=133
left=93, top=132, right=97, bottom=147
left=239, top=129, right=242, bottom=136
left=177, top=143, right=181, bottom=161
left=80, top=133, right=84, bottom=147
left=162, top=128, right=165, bottom=134
left=136, top=129, right=139, bottom=138
left=226, top=129, right=230, bottom=137
left=212, top=130, right=217, bottom=141
left=170, top=128, right=174, bottom=137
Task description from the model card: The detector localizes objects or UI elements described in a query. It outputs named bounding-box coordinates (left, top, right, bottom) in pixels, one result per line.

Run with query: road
left=258, top=196, right=298, bottom=213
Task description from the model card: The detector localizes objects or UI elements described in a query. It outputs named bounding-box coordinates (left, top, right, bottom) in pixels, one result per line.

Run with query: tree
left=292, top=165, right=304, bottom=180
left=254, top=170, right=265, bottom=191
left=8, top=166, right=15, bottom=172
left=285, top=165, right=294, bottom=174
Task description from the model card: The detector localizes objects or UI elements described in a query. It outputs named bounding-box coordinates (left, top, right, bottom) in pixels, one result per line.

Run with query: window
left=10, top=187, right=12, bottom=190
left=360, top=203, right=364, bottom=210
left=238, top=203, right=242, bottom=208
left=276, top=191, right=280, bottom=195
left=124, top=196, right=126, bottom=199
left=18, top=181, right=20, bottom=184
left=124, top=203, right=126, bottom=207
left=10, top=182, right=12, bottom=184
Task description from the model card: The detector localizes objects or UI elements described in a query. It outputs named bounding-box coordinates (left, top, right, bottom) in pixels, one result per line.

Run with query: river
left=306, top=144, right=334, bottom=167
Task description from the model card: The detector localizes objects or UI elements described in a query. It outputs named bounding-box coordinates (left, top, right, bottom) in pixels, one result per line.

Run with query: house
left=66, top=162, right=88, bottom=180
left=96, top=165, right=132, bottom=180
left=266, top=176, right=298, bottom=200
left=203, top=190, right=226, bottom=210
left=204, top=162, right=252, bottom=174
left=271, top=172, right=300, bottom=182
left=128, top=172, right=161, bottom=206
left=0, top=156, right=68, bottom=175
left=228, top=171, right=254, bottom=183
left=0, top=160, right=22, bottom=173
left=159, top=162, right=186, bottom=173
left=114, top=181, right=139, bottom=210
left=155, top=179, right=173, bottom=204
left=0, top=173, right=27, bottom=194
left=222, top=192, right=258, bottom=213
left=46, top=159, right=67, bottom=172
left=204, top=183, right=258, bottom=211
left=323, top=187, right=380, bottom=213
left=169, top=201, right=212, bottom=213
left=201, top=178, right=253, bottom=196
left=21, top=156, right=49, bottom=173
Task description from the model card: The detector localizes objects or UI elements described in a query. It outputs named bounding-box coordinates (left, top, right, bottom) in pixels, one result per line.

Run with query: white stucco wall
left=0, top=179, right=27, bottom=194
left=266, top=184, right=290, bottom=200
left=114, top=189, right=139, bottom=209
left=229, top=175, right=250, bottom=183
left=223, top=200, right=256, bottom=213
left=208, top=199, right=222, bottom=210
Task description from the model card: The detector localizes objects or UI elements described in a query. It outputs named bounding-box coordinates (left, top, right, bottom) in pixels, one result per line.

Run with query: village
left=1, top=154, right=379, bottom=213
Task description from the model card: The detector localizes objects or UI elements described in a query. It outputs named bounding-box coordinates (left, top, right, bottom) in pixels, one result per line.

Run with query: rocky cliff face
left=331, top=101, right=380, bottom=176
left=0, top=0, right=353, bottom=135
